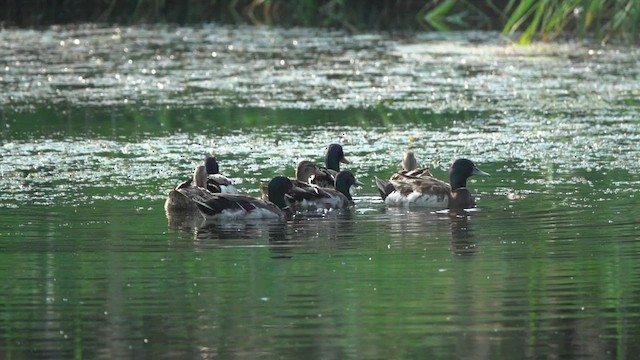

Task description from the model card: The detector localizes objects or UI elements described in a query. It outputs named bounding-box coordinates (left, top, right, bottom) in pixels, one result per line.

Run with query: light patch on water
left=0, top=114, right=637, bottom=209
left=1, top=25, right=638, bottom=112
left=0, top=25, right=638, bottom=209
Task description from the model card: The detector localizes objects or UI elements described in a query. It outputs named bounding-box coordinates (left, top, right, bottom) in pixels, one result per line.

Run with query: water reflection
left=448, top=213, right=476, bottom=256
left=379, top=207, right=478, bottom=256
left=167, top=208, right=359, bottom=255
left=2, top=194, right=640, bottom=359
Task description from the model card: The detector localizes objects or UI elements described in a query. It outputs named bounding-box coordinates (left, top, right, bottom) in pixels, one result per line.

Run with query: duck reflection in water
left=171, top=214, right=357, bottom=260
left=166, top=212, right=288, bottom=241
left=267, top=211, right=357, bottom=258
left=448, top=212, right=477, bottom=257
left=382, top=207, right=478, bottom=256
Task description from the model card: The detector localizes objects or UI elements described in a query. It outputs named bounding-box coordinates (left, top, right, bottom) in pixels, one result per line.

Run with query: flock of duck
left=164, top=144, right=490, bottom=223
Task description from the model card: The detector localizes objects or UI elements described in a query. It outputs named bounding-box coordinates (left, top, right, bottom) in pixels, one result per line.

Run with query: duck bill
left=340, top=157, right=350, bottom=164
left=354, top=178, right=364, bottom=186
left=472, top=167, right=490, bottom=177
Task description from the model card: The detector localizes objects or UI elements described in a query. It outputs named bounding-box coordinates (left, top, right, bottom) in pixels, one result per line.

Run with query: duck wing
left=394, top=176, right=450, bottom=196
left=194, top=193, right=283, bottom=219
left=289, top=181, right=350, bottom=209
left=404, top=167, right=434, bottom=178
left=207, top=174, right=237, bottom=193
left=310, top=167, right=337, bottom=188
left=165, top=181, right=216, bottom=212
left=390, top=167, right=433, bottom=181
left=375, top=177, right=396, bottom=200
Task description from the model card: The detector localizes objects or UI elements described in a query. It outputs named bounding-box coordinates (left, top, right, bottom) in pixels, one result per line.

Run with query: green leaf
left=424, top=0, right=457, bottom=31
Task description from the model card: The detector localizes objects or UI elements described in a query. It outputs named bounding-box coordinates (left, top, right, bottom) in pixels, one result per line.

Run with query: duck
left=289, top=170, right=363, bottom=211
left=165, top=165, right=292, bottom=221
left=204, top=155, right=237, bottom=193
left=375, top=158, right=490, bottom=210
left=310, top=144, right=350, bottom=188
left=293, top=160, right=322, bottom=185
left=259, top=160, right=320, bottom=201
left=389, top=151, right=433, bottom=181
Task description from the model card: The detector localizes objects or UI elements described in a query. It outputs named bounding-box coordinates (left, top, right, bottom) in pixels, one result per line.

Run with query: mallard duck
left=390, top=151, right=433, bottom=181
left=294, top=160, right=322, bottom=185
left=164, top=165, right=214, bottom=213
left=165, top=165, right=292, bottom=221
left=289, top=170, right=363, bottom=211
left=259, top=160, right=320, bottom=201
left=310, top=143, right=350, bottom=187
left=375, top=158, right=490, bottom=210
left=204, top=155, right=237, bottom=193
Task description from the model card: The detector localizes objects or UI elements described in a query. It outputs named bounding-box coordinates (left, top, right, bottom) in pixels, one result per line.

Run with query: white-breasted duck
left=289, top=170, right=363, bottom=211
left=375, top=158, right=489, bottom=210
left=165, top=165, right=292, bottom=221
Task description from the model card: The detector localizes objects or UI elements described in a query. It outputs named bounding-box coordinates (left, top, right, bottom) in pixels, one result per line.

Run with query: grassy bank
left=1, top=0, right=638, bottom=43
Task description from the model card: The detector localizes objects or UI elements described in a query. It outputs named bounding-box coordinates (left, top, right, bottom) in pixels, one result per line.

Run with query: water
left=1, top=24, right=639, bottom=359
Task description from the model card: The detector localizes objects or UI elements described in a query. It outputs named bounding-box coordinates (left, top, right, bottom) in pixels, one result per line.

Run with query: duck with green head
left=376, top=158, right=490, bottom=210
left=310, top=144, right=350, bottom=188
left=165, top=165, right=293, bottom=221
left=289, top=170, right=363, bottom=211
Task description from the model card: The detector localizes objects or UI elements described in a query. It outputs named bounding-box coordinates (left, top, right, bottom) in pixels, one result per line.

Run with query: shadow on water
left=1, top=105, right=487, bottom=140
left=167, top=207, right=360, bottom=256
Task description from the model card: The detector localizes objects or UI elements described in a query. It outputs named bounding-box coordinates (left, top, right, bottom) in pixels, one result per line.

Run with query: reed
left=501, top=0, right=640, bottom=44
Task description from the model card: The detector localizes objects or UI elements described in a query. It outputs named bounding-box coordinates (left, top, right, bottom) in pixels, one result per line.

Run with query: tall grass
left=0, top=0, right=638, bottom=43
left=499, top=0, right=640, bottom=43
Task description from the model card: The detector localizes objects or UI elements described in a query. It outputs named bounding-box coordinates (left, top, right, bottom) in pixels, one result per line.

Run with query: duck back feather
left=194, top=193, right=285, bottom=220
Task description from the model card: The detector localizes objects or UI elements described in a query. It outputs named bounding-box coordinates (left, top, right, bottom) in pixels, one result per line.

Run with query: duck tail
left=374, top=177, right=394, bottom=201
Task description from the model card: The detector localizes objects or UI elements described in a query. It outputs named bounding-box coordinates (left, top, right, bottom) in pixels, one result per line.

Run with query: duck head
left=449, top=159, right=490, bottom=191
left=204, top=156, right=220, bottom=175
left=268, top=176, right=294, bottom=210
left=334, top=171, right=363, bottom=201
left=326, top=144, right=349, bottom=171
left=295, top=160, right=320, bottom=183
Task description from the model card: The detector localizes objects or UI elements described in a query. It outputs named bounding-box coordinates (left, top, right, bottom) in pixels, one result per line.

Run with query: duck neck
left=268, top=190, right=288, bottom=210
left=403, top=152, right=417, bottom=171
left=205, top=158, right=219, bottom=174
left=449, top=173, right=467, bottom=191
left=335, top=179, right=352, bottom=201
left=193, top=166, right=208, bottom=188
left=326, top=156, right=340, bottom=171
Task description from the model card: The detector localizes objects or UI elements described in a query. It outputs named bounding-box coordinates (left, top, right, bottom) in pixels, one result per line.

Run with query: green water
left=1, top=25, right=640, bottom=359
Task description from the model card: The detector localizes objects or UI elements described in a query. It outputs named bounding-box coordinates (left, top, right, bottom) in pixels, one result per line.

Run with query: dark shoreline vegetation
left=1, top=0, right=638, bottom=44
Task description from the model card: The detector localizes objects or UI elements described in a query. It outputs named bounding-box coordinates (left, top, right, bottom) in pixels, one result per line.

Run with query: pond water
left=1, top=24, right=639, bottom=359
